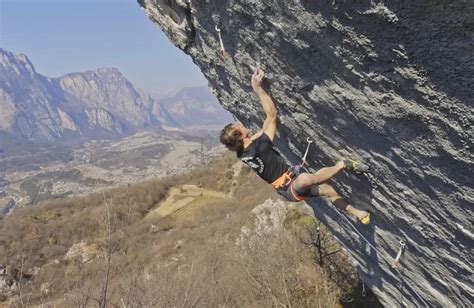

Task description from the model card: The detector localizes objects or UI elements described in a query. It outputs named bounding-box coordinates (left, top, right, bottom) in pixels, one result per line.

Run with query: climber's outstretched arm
left=252, top=68, right=277, bottom=141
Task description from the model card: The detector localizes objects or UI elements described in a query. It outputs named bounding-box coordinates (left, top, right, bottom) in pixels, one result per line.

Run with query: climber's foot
left=343, top=159, right=369, bottom=173
left=359, top=211, right=371, bottom=225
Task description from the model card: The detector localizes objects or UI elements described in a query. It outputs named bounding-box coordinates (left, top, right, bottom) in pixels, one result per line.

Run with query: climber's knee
left=309, top=184, right=320, bottom=197
left=293, top=173, right=314, bottom=188
left=333, top=198, right=349, bottom=211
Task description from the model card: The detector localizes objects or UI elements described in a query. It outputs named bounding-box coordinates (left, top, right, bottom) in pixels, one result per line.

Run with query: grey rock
left=0, top=198, right=15, bottom=215
left=139, top=1, right=473, bottom=306
left=237, top=199, right=291, bottom=249
left=84, top=108, right=124, bottom=133
left=149, top=224, right=160, bottom=233
left=0, top=265, right=19, bottom=295
left=64, top=241, right=100, bottom=263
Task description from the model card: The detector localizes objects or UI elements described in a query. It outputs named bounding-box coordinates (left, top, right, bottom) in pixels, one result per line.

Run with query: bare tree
left=12, top=257, right=32, bottom=308
left=97, top=192, right=120, bottom=308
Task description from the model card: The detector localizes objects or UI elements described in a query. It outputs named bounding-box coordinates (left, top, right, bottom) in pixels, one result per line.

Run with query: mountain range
left=0, top=48, right=232, bottom=142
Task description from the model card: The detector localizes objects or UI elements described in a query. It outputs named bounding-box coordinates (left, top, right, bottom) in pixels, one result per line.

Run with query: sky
left=0, top=0, right=207, bottom=92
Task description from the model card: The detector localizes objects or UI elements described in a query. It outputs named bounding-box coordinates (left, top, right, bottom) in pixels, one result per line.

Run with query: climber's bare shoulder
left=249, top=116, right=277, bottom=142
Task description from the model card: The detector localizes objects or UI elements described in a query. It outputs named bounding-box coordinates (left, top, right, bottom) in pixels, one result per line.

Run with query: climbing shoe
left=343, top=159, right=369, bottom=173
left=359, top=212, right=371, bottom=225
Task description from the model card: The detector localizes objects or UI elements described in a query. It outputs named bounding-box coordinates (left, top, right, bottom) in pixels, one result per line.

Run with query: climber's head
left=220, top=122, right=248, bottom=152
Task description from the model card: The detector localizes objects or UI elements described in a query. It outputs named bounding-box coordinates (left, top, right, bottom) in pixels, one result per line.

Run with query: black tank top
left=237, top=133, right=289, bottom=183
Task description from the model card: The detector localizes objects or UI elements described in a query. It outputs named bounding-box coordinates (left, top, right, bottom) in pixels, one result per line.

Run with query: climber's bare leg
left=293, top=161, right=344, bottom=187
left=312, top=161, right=345, bottom=183
left=318, top=183, right=368, bottom=220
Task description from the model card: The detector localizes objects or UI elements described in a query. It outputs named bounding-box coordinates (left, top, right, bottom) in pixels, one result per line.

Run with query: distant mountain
left=0, top=49, right=70, bottom=141
left=57, top=68, right=157, bottom=128
left=147, top=87, right=181, bottom=100
left=0, top=48, right=233, bottom=142
left=137, top=88, right=182, bottom=130
left=159, top=86, right=233, bottom=128
left=0, top=49, right=180, bottom=141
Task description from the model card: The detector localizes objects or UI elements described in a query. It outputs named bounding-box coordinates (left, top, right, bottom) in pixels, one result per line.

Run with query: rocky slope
left=138, top=1, right=473, bottom=306
left=0, top=49, right=179, bottom=141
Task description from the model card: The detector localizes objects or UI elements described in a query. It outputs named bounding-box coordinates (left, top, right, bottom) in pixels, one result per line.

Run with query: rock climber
left=220, top=68, right=371, bottom=224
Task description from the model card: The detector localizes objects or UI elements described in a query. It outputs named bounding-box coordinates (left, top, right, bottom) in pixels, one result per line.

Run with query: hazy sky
left=0, top=0, right=207, bottom=92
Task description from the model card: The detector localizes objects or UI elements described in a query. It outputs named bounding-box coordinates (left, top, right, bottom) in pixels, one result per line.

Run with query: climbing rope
left=333, top=203, right=430, bottom=307
left=397, top=267, right=405, bottom=306
left=300, top=164, right=430, bottom=307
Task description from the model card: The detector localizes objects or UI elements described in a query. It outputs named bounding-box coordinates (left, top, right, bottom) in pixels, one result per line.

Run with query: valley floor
left=0, top=131, right=224, bottom=212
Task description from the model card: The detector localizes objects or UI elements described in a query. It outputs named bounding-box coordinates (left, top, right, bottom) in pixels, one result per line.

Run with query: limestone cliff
left=138, top=1, right=473, bottom=306
left=0, top=49, right=66, bottom=140
left=57, top=68, right=155, bottom=128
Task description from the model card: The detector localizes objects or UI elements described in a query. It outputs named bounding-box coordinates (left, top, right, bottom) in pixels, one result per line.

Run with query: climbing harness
left=393, top=239, right=406, bottom=268
left=215, top=25, right=226, bottom=53
left=271, top=170, right=293, bottom=189
left=300, top=137, right=313, bottom=167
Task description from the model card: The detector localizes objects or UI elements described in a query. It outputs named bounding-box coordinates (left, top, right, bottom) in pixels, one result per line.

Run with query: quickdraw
left=393, top=239, right=406, bottom=268
left=300, top=137, right=313, bottom=167
left=215, top=25, right=226, bottom=53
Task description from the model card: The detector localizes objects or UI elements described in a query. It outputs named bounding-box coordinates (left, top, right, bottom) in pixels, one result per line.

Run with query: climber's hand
left=251, top=68, right=265, bottom=92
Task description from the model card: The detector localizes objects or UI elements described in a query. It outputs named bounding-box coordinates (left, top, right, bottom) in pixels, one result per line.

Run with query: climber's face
left=233, top=122, right=248, bottom=138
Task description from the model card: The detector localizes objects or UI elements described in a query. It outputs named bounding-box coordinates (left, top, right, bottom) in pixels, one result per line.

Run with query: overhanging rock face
left=138, top=0, right=473, bottom=306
